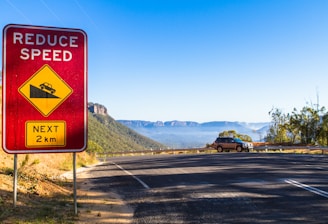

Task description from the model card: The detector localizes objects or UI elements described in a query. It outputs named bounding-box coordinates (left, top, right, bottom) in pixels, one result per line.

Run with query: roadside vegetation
left=266, top=101, right=328, bottom=146
left=218, top=130, right=252, bottom=142
left=0, top=147, right=96, bottom=223
left=210, top=100, right=328, bottom=148
left=88, top=111, right=167, bottom=154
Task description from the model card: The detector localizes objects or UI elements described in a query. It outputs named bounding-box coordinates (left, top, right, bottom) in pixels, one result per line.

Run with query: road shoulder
left=62, top=163, right=134, bottom=224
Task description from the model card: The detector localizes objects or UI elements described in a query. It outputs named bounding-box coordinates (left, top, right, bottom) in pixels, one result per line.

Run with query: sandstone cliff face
left=88, top=102, right=107, bottom=115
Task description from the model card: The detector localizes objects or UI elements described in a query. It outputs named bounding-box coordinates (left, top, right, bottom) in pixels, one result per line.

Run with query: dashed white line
left=113, top=162, right=150, bottom=189
left=284, top=179, right=328, bottom=199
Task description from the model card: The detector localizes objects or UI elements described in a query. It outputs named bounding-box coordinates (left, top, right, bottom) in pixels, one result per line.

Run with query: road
left=86, top=153, right=328, bottom=223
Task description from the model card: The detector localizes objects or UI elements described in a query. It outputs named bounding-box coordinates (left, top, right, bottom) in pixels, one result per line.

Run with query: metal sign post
left=13, top=154, right=17, bottom=207
left=73, top=152, right=78, bottom=215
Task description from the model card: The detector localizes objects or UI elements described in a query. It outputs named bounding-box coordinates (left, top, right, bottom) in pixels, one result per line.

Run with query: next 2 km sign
left=2, top=24, right=88, bottom=154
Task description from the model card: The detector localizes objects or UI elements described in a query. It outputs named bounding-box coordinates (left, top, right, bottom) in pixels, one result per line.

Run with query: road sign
left=25, top=121, right=66, bottom=147
left=2, top=24, right=88, bottom=153
left=18, top=64, right=73, bottom=117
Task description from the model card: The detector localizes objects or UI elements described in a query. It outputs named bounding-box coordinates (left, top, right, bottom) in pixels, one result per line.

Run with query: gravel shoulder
left=63, top=164, right=134, bottom=224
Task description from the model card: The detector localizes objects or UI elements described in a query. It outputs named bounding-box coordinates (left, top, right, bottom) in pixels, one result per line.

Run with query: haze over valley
left=118, top=120, right=270, bottom=148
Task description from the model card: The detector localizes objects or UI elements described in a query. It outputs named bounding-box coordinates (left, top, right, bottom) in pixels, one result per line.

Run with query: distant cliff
left=88, top=102, right=107, bottom=116
left=118, top=120, right=268, bottom=129
left=87, top=102, right=166, bottom=152
left=118, top=120, right=199, bottom=127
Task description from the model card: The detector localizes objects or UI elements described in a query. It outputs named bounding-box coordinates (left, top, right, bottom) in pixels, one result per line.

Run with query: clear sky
left=1, top=0, right=328, bottom=123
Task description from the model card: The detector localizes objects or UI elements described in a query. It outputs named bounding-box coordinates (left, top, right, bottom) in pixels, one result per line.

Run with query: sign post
left=2, top=24, right=88, bottom=213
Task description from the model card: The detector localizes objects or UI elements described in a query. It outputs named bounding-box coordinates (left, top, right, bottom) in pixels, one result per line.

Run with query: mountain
left=88, top=103, right=167, bottom=152
left=117, top=120, right=270, bottom=148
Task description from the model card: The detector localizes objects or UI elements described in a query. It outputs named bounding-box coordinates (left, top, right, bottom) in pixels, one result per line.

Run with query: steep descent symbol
left=19, top=64, right=73, bottom=117
left=40, top=82, right=56, bottom=94
left=30, top=82, right=59, bottom=98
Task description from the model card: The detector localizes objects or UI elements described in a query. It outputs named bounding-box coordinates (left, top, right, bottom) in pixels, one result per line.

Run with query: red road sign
left=2, top=24, right=88, bottom=153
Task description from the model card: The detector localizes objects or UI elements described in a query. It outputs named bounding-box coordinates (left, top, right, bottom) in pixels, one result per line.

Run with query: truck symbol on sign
left=40, top=82, right=56, bottom=94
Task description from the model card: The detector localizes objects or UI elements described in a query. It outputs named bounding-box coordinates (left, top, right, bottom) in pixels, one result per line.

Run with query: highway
left=86, top=153, right=328, bottom=223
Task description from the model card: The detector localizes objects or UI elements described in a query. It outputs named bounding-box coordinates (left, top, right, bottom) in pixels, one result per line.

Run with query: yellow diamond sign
left=19, top=64, right=73, bottom=117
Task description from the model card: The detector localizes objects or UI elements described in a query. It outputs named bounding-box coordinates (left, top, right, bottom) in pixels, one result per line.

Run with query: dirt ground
left=0, top=151, right=133, bottom=223
left=68, top=164, right=134, bottom=224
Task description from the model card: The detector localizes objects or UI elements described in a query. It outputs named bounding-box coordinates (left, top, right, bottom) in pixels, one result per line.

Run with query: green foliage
left=87, top=140, right=104, bottom=153
left=31, top=158, right=40, bottom=165
left=267, top=103, right=328, bottom=145
left=87, top=112, right=166, bottom=153
left=20, top=155, right=30, bottom=169
left=319, top=113, right=328, bottom=145
left=219, top=130, right=252, bottom=142
left=1, top=167, right=14, bottom=176
left=266, top=108, right=289, bottom=143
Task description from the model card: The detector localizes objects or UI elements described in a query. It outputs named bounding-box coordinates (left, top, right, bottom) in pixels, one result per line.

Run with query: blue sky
left=1, top=0, right=328, bottom=122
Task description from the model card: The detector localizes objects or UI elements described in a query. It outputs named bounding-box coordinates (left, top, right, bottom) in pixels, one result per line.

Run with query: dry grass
left=0, top=149, right=98, bottom=223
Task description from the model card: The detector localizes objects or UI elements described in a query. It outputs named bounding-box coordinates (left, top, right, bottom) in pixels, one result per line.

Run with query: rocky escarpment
left=88, top=102, right=108, bottom=116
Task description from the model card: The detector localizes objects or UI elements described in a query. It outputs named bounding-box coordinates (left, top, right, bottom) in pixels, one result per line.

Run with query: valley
left=118, top=120, right=270, bottom=148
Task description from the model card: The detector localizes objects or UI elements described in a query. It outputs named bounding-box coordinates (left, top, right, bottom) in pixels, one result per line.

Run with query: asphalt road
left=87, top=153, right=328, bottom=223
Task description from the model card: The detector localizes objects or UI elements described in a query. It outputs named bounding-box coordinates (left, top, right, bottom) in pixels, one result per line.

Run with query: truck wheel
left=217, top=146, right=223, bottom=152
left=236, top=146, right=242, bottom=152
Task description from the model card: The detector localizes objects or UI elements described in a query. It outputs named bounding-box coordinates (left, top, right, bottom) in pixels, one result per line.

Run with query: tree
left=267, top=108, right=289, bottom=143
left=318, top=111, right=328, bottom=145
left=285, top=111, right=300, bottom=143
left=219, top=130, right=252, bottom=142
left=295, top=105, right=324, bottom=144
left=266, top=103, right=327, bottom=145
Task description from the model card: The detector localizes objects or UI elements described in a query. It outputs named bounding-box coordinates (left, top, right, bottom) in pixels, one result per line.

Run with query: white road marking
left=284, top=179, right=328, bottom=199
left=305, top=164, right=325, bottom=170
left=113, top=162, right=150, bottom=189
